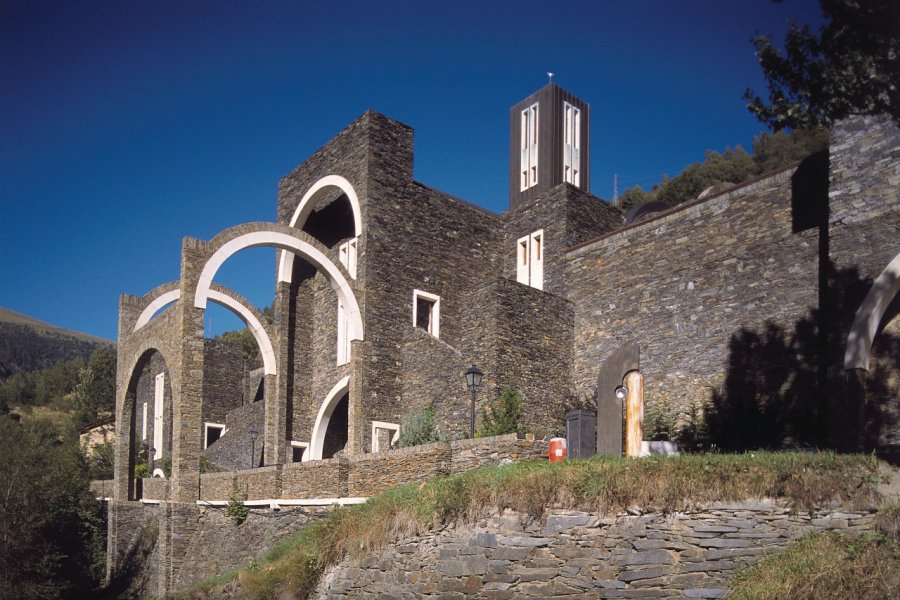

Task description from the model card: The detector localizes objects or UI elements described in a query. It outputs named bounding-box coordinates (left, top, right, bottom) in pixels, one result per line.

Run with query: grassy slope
left=180, top=452, right=889, bottom=600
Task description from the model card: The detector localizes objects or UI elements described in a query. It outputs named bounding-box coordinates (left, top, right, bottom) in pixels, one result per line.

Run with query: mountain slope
left=0, top=307, right=113, bottom=381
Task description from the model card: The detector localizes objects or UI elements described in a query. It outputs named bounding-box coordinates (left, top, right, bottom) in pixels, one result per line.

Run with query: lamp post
left=464, top=364, right=483, bottom=438
left=249, top=427, right=258, bottom=469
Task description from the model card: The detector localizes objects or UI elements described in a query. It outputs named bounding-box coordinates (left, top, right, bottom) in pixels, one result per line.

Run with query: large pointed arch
left=845, top=251, right=900, bottom=370
left=308, top=376, right=350, bottom=461
left=277, top=175, right=362, bottom=283
left=193, top=223, right=363, bottom=343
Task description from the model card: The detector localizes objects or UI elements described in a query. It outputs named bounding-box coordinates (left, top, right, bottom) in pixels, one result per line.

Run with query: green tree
left=617, top=185, right=653, bottom=212
left=217, top=328, right=261, bottom=363
left=0, top=418, right=105, bottom=599
left=744, top=0, right=900, bottom=130
left=478, top=384, right=523, bottom=437
left=71, top=346, right=117, bottom=428
left=752, top=127, right=830, bottom=172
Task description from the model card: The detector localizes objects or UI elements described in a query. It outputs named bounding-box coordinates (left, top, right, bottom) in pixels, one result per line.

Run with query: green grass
left=182, top=452, right=887, bottom=600
left=729, top=505, right=900, bottom=600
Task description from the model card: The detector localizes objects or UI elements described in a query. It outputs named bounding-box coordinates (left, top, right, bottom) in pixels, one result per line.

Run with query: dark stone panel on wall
left=201, top=339, right=244, bottom=424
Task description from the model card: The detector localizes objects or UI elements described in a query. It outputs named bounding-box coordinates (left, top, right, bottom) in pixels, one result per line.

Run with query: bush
left=395, top=405, right=442, bottom=448
left=478, top=384, right=523, bottom=437
left=86, top=441, right=114, bottom=480
left=226, top=490, right=249, bottom=525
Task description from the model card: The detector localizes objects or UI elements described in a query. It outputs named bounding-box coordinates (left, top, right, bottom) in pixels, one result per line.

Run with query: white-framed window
left=412, top=289, right=440, bottom=338
left=563, top=102, right=581, bottom=186
left=520, top=102, right=539, bottom=190
left=371, top=421, right=400, bottom=453
left=290, top=441, right=309, bottom=463
left=204, top=422, right=225, bottom=449
left=516, top=229, right=544, bottom=290
left=338, top=237, right=358, bottom=279
left=336, top=300, right=351, bottom=365
left=141, top=402, right=148, bottom=440
left=153, top=373, right=164, bottom=460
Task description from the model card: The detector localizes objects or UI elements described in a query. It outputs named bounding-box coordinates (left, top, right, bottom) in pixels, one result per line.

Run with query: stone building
left=108, top=83, right=900, bottom=593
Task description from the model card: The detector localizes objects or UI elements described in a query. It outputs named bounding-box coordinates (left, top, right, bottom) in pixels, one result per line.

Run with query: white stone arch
left=278, top=175, right=362, bottom=283
left=132, top=287, right=278, bottom=376
left=308, top=376, right=350, bottom=461
left=845, top=251, right=900, bottom=370
left=194, top=229, right=363, bottom=342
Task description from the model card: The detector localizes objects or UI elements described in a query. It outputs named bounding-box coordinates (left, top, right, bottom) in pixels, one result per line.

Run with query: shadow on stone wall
left=706, top=265, right=899, bottom=458
left=101, top=521, right=158, bottom=600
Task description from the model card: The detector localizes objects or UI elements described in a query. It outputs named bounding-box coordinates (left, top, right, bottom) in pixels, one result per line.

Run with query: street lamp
left=249, top=427, right=258, bottom=469
left=464, top=364, right=483, bottom=438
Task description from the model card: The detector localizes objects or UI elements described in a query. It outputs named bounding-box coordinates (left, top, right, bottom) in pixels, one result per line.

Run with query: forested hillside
left=0, top=307, right=112, bottom=382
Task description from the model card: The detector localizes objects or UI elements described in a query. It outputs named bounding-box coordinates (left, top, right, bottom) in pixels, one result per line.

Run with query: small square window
left=204, top=423, right=225, bottom=449
left=290, top=441, right=309, bottom=463
left=412, top=289, right=440, bottom=338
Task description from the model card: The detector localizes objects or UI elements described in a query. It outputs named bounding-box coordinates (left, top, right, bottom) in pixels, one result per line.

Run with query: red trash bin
left=549, top=437, right=568, bottom=463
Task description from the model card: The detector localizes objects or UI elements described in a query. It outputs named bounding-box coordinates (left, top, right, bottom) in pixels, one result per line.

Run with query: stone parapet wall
left=347, top=442, right=451, bottom=497
left=141, top=478, right=169, bottom=501
left=450, top=434, right=549, bottom=474
left=193, top=434, right=548, bottom=501
left=91, top=479, right=115, bottom=498
left=282, top=458, right=348, bottom=498
left=316, top=500, right=877, bottom=599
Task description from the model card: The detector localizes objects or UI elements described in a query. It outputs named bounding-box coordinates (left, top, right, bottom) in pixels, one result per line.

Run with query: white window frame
left=290, top=441, right=309, bottom=463
left=141, top=402, right=148, bottom=440
left=153, top=373, right=164, bottom=460
left=338, top=237, right=358, bottom=279
left=371, top=421, right=400, bottom=453
left=337, top=300, right=350, bottom=365
left=563, top=102, right=581, bottom=186
left=412, top=289, right=441, bottom=338
left=203, top=422, right=226, bottom=449
left=515, top=229, right=544, bottom=290
left=520, top=102, right=539, bottom=191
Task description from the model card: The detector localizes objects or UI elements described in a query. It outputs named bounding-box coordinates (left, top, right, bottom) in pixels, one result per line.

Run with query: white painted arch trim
left=309, top=376, right=349, bottom=461
left=193, top=230, right=363, bottom=343
left=133, top=289, right=181, bottom=331
left=844, top=251, right=900, bottom=370
left=133, top=287, right=279, bottom=376
left=278, top=175, right=362, bottom=283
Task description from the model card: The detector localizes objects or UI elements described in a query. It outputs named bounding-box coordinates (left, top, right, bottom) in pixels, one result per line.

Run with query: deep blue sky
left=0, top=0, right=823, bottom=341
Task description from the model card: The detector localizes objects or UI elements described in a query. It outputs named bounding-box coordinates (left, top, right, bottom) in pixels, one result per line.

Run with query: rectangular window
left=290, top=441, right=309, bottom=463
left=412, top=289, right=440, bottom=338
left=141, top=402, right=148, bottom=440
left=515, top=230, right=544, bottom=290
left=337, top=300, right=350, bottom=365
left=338, top=237, right=358, bottom=279
left=204, top=423, right=225, bottom=449
left=520, top=102, right=539, bottom=191
left=153, top=373, right=164, bottom=460
left=563, top=102, right=581, bottom=186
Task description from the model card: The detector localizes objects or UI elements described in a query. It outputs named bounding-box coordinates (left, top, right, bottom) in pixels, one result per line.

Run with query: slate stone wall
left=567, top=168, right=820, bottom=415
left=449, top=434, right=549, bottom=474
left=316, top=500, right=876, bottom=599
left=201, top=339, right=244, bottom=424
left=347, top=442, right=451, bottom=497
left=282, top=458, right=348, bottom=498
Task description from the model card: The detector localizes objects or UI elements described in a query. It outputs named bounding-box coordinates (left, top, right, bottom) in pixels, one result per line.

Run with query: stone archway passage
left=845, top=252, right=900, bottom=370
left=309, top=376, right=350, bottom=461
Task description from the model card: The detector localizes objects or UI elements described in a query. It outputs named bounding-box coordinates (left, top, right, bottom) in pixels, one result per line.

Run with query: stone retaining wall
left=348, top=442, right=452, bottom=497
left=282, top=458, right=348, bottom=498
left=316, top=500, right=876, bottom=599
left=91, top=479, right=114, bottom=498
left=450, top=435, right=549, bottom=474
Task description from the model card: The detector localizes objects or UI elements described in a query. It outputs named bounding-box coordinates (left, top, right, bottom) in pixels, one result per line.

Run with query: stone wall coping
left=346, top=440, right=450, bottom=462
left=284, top=456, right=346, bottom=470
left=450, top=432, right=526, bottom=449
left=567, top=165, right=798, bottom=257
left=197, top=497, right=367, bottom=508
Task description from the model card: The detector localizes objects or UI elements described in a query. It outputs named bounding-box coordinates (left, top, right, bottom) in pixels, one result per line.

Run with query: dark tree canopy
left=745, top=0, right=900, bottom=130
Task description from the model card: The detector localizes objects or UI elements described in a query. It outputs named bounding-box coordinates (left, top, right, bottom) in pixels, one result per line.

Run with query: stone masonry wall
left=316, top=500, right=876, bottom=599
left=347, top=442, right=451, bottom=497
left=282, top=458, right=348, bottom=498
left=202, top=339, right=245, bottom=424
left=567, top=168, right=820, bottom=414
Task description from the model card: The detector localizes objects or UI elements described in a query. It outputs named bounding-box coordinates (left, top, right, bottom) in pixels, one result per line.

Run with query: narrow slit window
left=563, top=102, right=581, bottom=186
left=338, top=237, right=358, bottom=279
left=520, top=102, right=539, bottom=190
left=515, top=230, right=544, bottom=290
left=337, top=300, right=350, bottom=365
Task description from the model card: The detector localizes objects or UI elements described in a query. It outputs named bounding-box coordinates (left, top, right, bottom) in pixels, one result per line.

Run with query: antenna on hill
left=547, top=72, right=554, bottom=84
left=613, top=174, right=619, bottom=206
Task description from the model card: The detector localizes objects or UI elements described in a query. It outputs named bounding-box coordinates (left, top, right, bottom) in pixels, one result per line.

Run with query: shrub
left=478, top=384, right=523, bottom=437
left=395, top=405, right=442, bottom=448
left=226, top=490, right=249, bottom=525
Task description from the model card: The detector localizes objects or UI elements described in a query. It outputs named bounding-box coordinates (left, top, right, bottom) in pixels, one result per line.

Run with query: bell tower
left=509, top=83, right=590, bottom=209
